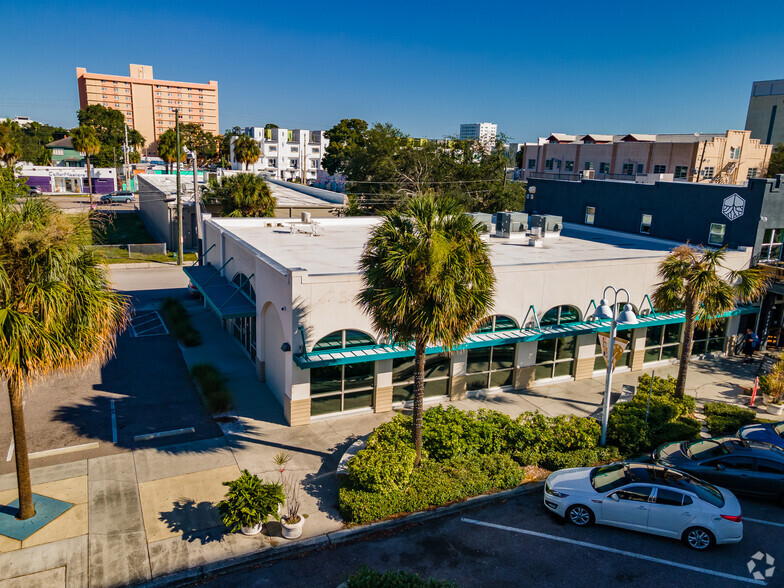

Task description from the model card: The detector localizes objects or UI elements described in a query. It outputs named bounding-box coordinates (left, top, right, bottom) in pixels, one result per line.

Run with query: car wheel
left=566, top=504, right=594, bottom=527
left=125, top=198, right=132, bottom=203
left=683, top=527, right=714, bottom=551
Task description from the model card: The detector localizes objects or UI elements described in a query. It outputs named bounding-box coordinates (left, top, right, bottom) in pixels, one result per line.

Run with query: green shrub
left=703, top=402, right=756, bottom=436
left=347, top=441, right=416, bottom=494
left=161, top=297, right=202, bottom=346
left=190, top=363, right=233, bottom=413
left=649, top=417, right=702, bottom=447
left=635, top=374, right=696, bottom=417
left=217, top=470, right=284, bottom=532
left=346, top=566, right=456, bottom=588
left=339, top=453, right=524, bottom=524
left=548, top=415, right=601, bottom=451
left=538, top=447, right=623, bottom=471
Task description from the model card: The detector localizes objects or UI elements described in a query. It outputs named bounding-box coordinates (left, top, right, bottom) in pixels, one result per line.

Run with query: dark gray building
left=525, top=175, right=784, bottom=259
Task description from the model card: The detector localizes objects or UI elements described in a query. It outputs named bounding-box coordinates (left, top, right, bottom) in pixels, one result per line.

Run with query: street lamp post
left=593, top=286, right=639, bottom=446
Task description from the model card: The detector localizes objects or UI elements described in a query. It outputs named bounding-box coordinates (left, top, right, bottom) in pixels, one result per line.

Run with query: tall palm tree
left=202, top=173, right=276, bottom=217
left=157, top=130, right=183, bottom=174
left=357, top=193, right=496, bottom=465
left=0, top=198, right=129, bottom=519
left=234, top=135, right=261, bottom=171
left=70, top=126, right=101, bottom=207
left=0, top=123, right=22, bottom=167
left=653, top=245, right=767, bottom=399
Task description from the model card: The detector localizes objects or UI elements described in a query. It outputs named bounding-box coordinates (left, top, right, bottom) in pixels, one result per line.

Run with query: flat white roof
left=209, top=216, right=692, bottom=277
left=267, top=182, right=338, bottom=208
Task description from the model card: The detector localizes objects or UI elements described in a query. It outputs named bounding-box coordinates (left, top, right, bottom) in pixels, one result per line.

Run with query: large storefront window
left=392, top=352, right=450, bottom=402
left=464, top=315, right=518, bottom=391
left=231, top=273, right=256, bottom=358
left=692, top=320, right=727, bottom=355
left=760, top=229, right=784, bottom=261
left=535, top=336, right=576, bottom=380
left=644, top=324, right=682, bottom=363
left=310, top=330, right=375, bottom=416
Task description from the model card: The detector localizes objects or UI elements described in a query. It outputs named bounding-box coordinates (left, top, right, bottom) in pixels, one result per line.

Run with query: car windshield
left=686, top=440, right=728, bottom=460
left=775, top=423, right=784, bottom=438
left=590, top=463, right=627, bottom=493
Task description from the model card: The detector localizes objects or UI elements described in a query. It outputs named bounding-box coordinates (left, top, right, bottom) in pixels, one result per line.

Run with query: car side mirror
left=610, top=493, right=619, bottom=501
left=715, top=463, right=725, bottom=471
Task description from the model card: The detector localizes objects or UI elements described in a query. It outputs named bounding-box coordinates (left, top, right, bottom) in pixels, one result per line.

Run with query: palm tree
left=70, top=126, right=101, bottom=207
left=652, top=245, right=767, bottom=399
left=0, top=198, right=129, bottom=519
left=157, top=130, right=183, bottom=174
left=0, top=123, right=22, bottom=167
left=234, top=135, right=261, bottom=171
left=357, top=193, right=496, bottom=465
left=202, top=173, right=276, bottom=217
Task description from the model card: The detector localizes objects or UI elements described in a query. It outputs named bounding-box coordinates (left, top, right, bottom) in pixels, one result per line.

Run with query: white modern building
left=459, top=122, right=498, bottom=151
left=184, top=216, right=755, bottom=427
left=230, top=127, right=329, bottom=182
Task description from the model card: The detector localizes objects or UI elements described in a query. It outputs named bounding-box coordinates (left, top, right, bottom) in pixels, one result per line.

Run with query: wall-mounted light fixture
left=281, top=342, right=291, bottom=352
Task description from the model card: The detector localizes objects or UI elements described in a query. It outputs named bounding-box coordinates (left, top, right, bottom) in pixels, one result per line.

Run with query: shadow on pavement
left=157, top=498, right=226, bottom=544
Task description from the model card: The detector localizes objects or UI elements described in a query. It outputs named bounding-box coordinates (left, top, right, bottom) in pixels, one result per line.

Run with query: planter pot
left=766, top=403, right=784, bottom=416
left=240, top=522, right=263, bottom=536
left=281, top=515, right=304, bottom=539
left=764, top=394, right=773, bottom=404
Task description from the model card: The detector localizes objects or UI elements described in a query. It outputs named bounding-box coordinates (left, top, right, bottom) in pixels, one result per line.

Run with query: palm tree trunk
left=412, top=338, right=426, bottom=467
left=675, top=297, right=698, bottom=399
left=7, top=376, right=35, bottom=520
left=86, top=155, right=93, bottom=208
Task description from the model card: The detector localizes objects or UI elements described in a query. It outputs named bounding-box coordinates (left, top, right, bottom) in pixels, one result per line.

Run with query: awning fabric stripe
left=183, top=264, right=256, bottom=319
left=293, top=305, right=758, bottom=369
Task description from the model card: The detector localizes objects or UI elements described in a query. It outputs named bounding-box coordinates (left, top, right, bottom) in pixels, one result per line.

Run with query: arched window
left=474, top=315, right=519, bottom=334
left=232, top=272, right=256, bottom=302
left=311, top=329, right=376, bottom=416
left=540, top=305, right=581, bottom=327
left=230, top=273, right=256, bottom=358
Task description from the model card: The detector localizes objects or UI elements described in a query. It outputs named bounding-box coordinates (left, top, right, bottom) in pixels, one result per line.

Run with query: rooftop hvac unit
left=301, top=211, right=312, bottom=223
left=495, top=212, right=528, bottom=238
left=468, top=212, right=493, bottom=233
left=581, top=170, right=595, bottom=180
left=529, top=214, right=563, bottom=236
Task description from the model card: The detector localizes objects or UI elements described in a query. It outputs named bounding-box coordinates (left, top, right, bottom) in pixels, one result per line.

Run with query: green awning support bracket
left=298, top=325, right=308, bottom=358
left=640, top=294, right=657, bottom=317
left=203, top=256, right=234, bottom=287
left=584, top=299, right=598, bottom=320
left=521, top=305, right=541, bottom=332
left=191, top=243, right=216, bottom=267
left=220, top=273, right=255, bottom=309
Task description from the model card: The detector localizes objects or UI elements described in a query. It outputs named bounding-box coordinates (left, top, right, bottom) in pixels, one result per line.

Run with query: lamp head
left=617, top=303, right=638, bottom=326
left=593, top=298, right=614, bottom=320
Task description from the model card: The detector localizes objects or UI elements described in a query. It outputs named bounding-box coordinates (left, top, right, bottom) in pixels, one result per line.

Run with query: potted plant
left=760, top=359, right=784, bottom=414
left=280, top=474, right=306, bottom=539
left=217, top=469, right=284, bottom=536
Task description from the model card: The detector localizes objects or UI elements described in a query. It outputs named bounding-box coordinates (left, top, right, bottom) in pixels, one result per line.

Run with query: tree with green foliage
left=0, top=167, right=27, bottom=204
left=180, top=123, right=219, bottom=166
left=70, top=126, right=101, bottom=206
left=220, top=126, right=243, bottom=168
left=264, top=123, right=279, bottom=130
left=323, top=118, right=369, bottom=175
left=0, top=198, right=129, bottom=519
left=157, top=129, right=185, bottom=174
left=233, top=135, right=261, bottom=171
left=652, top=245, right=767, bottom=399
left=0, top=122, right=23, bottom=167
left=202, top=173, right=276, bottom=217
left=357, top=193, right=496, bottom=464
left=767, top=143, right=784, bottom=178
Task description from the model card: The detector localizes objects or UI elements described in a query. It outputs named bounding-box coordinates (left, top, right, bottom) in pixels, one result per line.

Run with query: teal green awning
left=183, top=264, right=255, bottom=319
left=293, top=305, right=758, bottom=369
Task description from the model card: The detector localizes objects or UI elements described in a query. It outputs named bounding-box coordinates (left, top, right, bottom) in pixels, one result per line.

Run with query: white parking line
left=461, top=518, right=765, bottom=586
left=745, top=517, right=784, bottom=529
left=6, top=441, right=14, bottom=462
left=110, top=399, right=118, bottom=444
left=29, top=442, right=100, bottom=459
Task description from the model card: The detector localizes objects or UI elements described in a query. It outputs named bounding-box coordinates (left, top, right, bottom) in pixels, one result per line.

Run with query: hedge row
left=346, top=566, right=456, bottom=588
left=340, top=453, right=524, bottom=524
left=161, top=297, right=201, bottom=347
left=703, top=402, right=756, bottom=436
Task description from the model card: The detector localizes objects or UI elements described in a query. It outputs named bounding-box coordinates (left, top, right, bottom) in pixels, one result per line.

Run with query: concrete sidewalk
left=0, top=301, right=768, bottom=587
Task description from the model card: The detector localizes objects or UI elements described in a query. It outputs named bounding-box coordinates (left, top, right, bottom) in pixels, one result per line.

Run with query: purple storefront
left=17, top=165, right=117, bottom=195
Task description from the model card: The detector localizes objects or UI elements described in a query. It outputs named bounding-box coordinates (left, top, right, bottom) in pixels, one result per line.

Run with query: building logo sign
left=722, top=193, right=745, bottom=221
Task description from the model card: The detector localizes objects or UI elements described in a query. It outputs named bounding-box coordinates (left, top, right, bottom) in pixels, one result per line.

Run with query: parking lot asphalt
left=0, top=268, right=220, bottom=475
left=197, top=492, right=784, bottom=587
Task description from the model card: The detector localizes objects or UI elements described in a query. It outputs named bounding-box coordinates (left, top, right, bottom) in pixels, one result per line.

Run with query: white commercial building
left=230, top=127, right=329, bottom=182
left=459, top=122, right=498, bottom=151
left=184, top=216, right=756, bottom=427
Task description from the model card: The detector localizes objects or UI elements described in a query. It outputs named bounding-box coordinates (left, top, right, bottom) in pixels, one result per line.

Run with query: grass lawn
left=90, top=212, right=155, bottom=245
left=91, top=245, right=197, bottom=264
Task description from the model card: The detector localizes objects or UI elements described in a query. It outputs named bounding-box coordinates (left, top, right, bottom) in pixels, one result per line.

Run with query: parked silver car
left=544, top=462, right=743, bottom=550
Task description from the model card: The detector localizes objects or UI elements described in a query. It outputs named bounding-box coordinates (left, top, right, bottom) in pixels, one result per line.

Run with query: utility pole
left=123, top=123, right=130, bottom=191
left=175, top=109, right=183, bottom=266
left=191, top=149, right=203, bottom=264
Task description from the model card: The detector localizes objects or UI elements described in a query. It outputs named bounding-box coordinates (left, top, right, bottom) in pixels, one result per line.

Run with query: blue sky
left=3, top=0, right=783, bottom=141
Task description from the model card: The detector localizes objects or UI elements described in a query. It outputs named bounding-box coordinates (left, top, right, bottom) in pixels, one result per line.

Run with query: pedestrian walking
left=743, top=328, right=760, bottom=363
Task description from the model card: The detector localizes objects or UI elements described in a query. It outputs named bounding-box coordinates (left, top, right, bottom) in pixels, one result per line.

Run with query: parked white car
left=544, top=462, right=743, bottom=550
